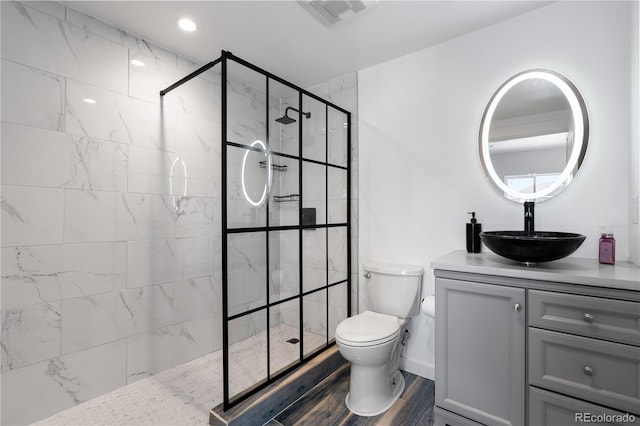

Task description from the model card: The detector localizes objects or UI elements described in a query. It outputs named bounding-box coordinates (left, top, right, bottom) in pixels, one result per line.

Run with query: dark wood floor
left=267, top=364, right=435, bottom=426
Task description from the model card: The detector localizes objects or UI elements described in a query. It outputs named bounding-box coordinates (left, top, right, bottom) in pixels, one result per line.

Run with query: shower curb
left=209, top=345, right=346, bottom=426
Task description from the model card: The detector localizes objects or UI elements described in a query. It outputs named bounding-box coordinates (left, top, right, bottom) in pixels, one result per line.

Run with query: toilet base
left=345, top=370, right=405, bottom=417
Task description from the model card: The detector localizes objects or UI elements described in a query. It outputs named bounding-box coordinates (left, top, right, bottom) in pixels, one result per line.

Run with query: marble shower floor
left=34, top=324, right=325, bottom=426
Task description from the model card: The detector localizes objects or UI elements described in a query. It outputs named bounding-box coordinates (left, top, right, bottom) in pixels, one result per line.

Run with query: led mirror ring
left=479, top=69, right=589, bottom=202
left=241, top=139, right=272, bottom=207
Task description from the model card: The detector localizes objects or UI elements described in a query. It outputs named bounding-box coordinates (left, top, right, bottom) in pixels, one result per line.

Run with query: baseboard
left=400, top=355, right=435, bottom=381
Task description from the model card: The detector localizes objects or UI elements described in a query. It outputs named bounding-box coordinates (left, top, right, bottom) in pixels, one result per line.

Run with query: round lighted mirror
left=479, top=69, right=589, bottom=202
left=241, top=139, right=272, bottom=207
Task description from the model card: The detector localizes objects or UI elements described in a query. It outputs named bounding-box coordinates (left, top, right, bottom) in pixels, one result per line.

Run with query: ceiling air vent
left=299, top=0, right=366, bottom=26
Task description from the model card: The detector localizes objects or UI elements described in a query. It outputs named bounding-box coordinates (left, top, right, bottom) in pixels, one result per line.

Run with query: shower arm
left=285, top=106, right=311, bottom=119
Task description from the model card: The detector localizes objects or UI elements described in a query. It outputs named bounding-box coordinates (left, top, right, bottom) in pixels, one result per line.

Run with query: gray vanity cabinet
left=435, top=277, right=525, bottom=426
left=432, top=251, right=640, bottom=426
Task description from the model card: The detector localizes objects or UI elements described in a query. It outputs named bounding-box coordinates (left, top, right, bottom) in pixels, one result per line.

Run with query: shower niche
left=162, top=51, right=351, bottom=409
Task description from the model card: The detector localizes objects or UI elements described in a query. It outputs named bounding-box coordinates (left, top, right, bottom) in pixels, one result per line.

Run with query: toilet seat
left=335, top=311, right=400, bottom=347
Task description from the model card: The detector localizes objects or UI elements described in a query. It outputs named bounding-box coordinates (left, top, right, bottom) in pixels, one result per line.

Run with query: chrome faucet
left=524, top=201, right=535, bottom=235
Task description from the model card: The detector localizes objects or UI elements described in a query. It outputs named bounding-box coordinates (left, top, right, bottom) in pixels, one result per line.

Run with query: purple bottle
left=599, top=233, right=615, bottom=265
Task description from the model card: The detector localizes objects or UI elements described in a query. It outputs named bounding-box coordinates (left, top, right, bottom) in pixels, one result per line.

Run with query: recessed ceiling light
left=178, top=18, right=197, bottom=32
left=131, top=59, right=145, bottom=67
left=83, top=98, right=96, bottom=104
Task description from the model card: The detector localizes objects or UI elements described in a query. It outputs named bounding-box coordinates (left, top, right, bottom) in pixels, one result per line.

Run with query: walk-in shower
left=161, top=51, right=351, bottom=410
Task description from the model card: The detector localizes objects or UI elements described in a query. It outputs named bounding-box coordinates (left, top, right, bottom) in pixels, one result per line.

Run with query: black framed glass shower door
left=221, top=51, right=351, bottom=409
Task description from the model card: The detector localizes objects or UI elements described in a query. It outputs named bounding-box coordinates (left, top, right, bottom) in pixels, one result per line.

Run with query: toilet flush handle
left=363, top=271, right=371, bottom=279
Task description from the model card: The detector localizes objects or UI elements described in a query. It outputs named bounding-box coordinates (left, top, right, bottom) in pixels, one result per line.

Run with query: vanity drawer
left=529, top=328, right=640, bottom=415
left=529, top=290, right=640, bottom=346
left=529, top=387, right=640, bottom=426
left=434, top=406, right=485, bottom=426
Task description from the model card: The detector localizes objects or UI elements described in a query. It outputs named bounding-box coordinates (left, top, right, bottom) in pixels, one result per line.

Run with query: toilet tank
left=364, top=262, right=424, bottom=319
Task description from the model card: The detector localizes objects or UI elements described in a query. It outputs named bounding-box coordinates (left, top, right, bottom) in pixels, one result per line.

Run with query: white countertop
left=431, top=250, right=640, bottom=292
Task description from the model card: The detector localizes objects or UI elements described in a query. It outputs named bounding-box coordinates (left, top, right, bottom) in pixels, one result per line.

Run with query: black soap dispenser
left=466, top=212, right=482, bottom=253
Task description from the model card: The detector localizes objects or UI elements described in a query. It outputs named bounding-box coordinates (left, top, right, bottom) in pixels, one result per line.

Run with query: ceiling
left=66, top=0, right=555, bottom=88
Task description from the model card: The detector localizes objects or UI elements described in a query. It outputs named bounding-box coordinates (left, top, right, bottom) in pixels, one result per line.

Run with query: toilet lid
left=335, top=311, right=400, bottom=347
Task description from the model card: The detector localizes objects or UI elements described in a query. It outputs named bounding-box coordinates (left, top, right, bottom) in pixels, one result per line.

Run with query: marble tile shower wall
left=225, top=69, right=357, bottom=344
left=0, top=2, right=223, bottom=424
left=223, top=78, right=356, bottom=348
left=288, top=75, right=358, bottom=340
left=0, top=2, right=358, bottom=424
left=225, top=70, right=297, bottom=342
left=309, top=73, right=358, bottom=320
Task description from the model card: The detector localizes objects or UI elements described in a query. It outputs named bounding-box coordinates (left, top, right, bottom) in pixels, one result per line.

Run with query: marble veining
left=65, top=78, right=177, bottom=151
left=1, top=302, right=61, bottom=372
left=31, top=324, right=323, bottom=426
left=0, top=60, right=65, bottom=131
left=67, top=136, right=129, bottom=191
left=328, top=283, right=348, bottom=340
left=303, top=293, right=328, bottom=353
left=16, top=1, right=66, bottom=20
left=303, top=229, right=327, bottom=293
left=1, top=1, right=129, bottom=94
left=174, top=277, right=220, bottom=322
left=46, top=358, right=83, bottom=405
left=63, top=191, right=179, bottom=242
left=1, top=243, right=126, bottom=309
left=302, top=162, right=327, bottom=224
left=328, top=227, right=348, bottom=284
left=1, top=185, right=65, bottom=247
left=126, top=316, right=215, bottom=383
left=2, top=123, right=128, bottom=192
left=176, top=197, right=219, bottom=238
left=2, top=340, right=127, bottom=425
left=0, top=2, right=358, bottom=423
left=226, top=73, right=268, bottom=146
left=328, top=167, right=348, bottom=224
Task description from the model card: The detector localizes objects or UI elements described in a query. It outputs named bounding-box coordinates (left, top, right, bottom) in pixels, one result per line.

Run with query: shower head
left=275, top=106, right=311, bottom=125
left=275, top=114, right=297, bottom=125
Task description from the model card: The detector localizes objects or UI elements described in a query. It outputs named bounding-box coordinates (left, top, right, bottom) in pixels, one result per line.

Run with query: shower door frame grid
left=220, top=51, right=351, bottom=410
left=160, top=50, right=351, bottom=411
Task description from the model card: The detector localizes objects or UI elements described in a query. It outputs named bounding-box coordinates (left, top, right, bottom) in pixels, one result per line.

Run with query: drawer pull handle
left=582, top=313, right=595, bottom=323
left=514, top=303, right=522, bottom=312
left=583, top=365, right=595, bottom=376
left=363, top=272, right=371, bottom=279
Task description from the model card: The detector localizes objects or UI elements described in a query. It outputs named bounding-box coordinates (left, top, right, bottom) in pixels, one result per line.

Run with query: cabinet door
left=435, top=278, right=525, bottom=426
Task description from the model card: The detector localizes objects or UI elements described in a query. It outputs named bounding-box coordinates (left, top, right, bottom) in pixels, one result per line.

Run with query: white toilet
left=335, top=262, right=423, bottom=416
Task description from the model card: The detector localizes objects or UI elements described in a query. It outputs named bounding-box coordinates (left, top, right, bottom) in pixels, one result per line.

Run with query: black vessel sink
left=480, top=231, right=586, bottom=263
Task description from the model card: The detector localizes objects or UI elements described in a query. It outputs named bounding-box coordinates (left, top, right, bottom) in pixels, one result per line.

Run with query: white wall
left=358, top=1, right=634, bottom=379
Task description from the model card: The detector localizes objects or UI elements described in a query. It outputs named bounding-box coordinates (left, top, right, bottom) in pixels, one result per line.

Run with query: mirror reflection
left=479, top=69, right=588, bottom=202
left=241, top=139, right=272, bottom=208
